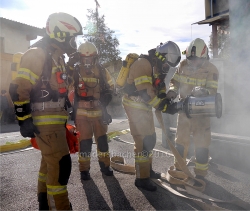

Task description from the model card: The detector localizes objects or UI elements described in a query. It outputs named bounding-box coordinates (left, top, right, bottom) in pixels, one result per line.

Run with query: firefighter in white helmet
left=169, top=38, right=219, bottom=181
left=9, top=12, right=82, bottom=210
left=122, top=41, right=181, bottom=191
left=72, top=41, right=114, bottom=181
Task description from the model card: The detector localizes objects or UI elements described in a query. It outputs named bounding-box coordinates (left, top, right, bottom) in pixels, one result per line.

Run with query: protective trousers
left=36, top=124, right=72, bottom=210
left=174, top=112, right=211, bottom=176
left=123, top=101, right=156, bottom=179
left=76, top=115, right=110, bottom=172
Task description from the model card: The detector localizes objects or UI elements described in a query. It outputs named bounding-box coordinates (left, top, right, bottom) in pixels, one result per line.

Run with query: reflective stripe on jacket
left=171, top=59, right=219, bottom=98
left=16, top=68, right=39, bottom=85
left=76, top=108, right=102, bottom=118
left=75, top=65, right=114, bottom=100
left=33, top=115, right=68, bottom=125
left=127, top=57, right=164, bottom=109
left=122, top=96, right=152, bottom=111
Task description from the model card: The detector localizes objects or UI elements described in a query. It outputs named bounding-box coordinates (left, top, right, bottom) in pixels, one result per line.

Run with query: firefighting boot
left=38, top=192, right=49, bottom=210
left=150, top=165, right=161, bottom=179
left=81, top=171, right=91, bottom=180
left=99, top=161, right=113, bottom=176
left=101, top=166, right=114, bottom=176
left=135, top=178, right=157, bottom=191
left=150, top=170, right=161, bottom=179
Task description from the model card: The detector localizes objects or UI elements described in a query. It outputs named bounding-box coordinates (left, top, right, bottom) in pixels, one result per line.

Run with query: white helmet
left=186, top=38, right=208, bottom=70
left=186, top=38, right=208, bottom=60
left=78, top=41, right=98, bottom=56
left=77, top=42, right=98, bottom=69
left=46, top=12, right=82, bottom=43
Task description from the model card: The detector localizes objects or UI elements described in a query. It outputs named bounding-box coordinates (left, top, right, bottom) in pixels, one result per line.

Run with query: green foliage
left=209, top=24, right=230, bottom=59
left=83, top=9, right=122, bottom=65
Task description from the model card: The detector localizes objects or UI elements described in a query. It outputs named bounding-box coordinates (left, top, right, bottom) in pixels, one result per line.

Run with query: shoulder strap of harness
left=73, top=65, right=80, bottom=91
left=97, top=63, right=110, bottom=92
left=30, top=38, right=54, bottom=102
left=30, top=37, right=53, bottom=81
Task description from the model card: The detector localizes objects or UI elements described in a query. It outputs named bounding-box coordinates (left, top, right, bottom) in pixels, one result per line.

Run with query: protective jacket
left=9, top=45, right=72, bottom=210
left=122, top=56, right=165, bottom=179
left=171, top=59, right=218, bottom=97
left=73, top=64, right=114, bottom=172
left=170, top=59, right=219, bottom=176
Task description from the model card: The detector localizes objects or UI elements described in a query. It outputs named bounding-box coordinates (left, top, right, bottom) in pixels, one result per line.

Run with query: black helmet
left=153, top=41, right=181, bottom=74
left=155, top=41, right=181, bottom=68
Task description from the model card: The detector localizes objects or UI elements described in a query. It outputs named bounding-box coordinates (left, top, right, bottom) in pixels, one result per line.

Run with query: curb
left=107, top=129, right=130, bottom=141
left=168, top=127, right=250, bottom=143
left=0, top=129, right=131, bottom=153
left=0, top=139, right=31, bottom=153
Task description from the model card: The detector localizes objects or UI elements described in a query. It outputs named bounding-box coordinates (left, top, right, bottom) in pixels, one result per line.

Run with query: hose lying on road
left=110, top=111, right=250, bottom=211
left=1, top=127, right=249, bottom=209
left=111, top=136, right=249, bottom=210
left=0, top=139, right=31, bottom=153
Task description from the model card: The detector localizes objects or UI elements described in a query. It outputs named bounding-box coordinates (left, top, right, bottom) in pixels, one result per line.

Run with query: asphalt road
left=1, top=118, right=250, bottom=211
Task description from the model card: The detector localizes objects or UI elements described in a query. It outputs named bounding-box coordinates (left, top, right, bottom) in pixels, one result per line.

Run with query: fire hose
left=110, top=103, right=249, bottom=210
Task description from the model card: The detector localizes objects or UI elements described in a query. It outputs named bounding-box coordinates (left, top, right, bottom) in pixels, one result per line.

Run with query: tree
left=83, top=9, right=122, bottom=66
left=209, top=23, right=230, bottom=59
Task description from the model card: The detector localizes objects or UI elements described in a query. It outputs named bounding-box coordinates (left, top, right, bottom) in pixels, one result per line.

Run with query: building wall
left=205, top=0, right=229, bottom=19
left=0, top=22, right=30, bottom=54
left=0, top=53, right=13, bottom=90
left=0, top=22, right=31, bottom=98
left=213, top=0, right=229, bottom=15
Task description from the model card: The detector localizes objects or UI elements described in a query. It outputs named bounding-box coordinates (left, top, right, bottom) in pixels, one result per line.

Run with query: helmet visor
left=164, top=52, right=181, bottom=67
left=161, top=62, right=170, bottom=74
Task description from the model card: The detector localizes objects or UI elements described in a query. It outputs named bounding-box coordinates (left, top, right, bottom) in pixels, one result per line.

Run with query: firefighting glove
left=14, top=101, right=40, bottom=138
left=166, top=90, right=178, bottom=100
left=157, top=92, right=167, bottom=99
left=102, top=110, right=112, bottom=125
left=158, top=98, right=179, bottom=115
left=191, top=86, right=210, bottom=97
left=100, top=90, right=113, bottom=106
left=19, top=118, right=40, bottom=138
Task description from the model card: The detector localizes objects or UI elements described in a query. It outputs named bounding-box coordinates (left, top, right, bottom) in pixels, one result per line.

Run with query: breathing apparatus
left=70, top=42, right=99, bottom=97
left=153, top=74, right=166, bottom=90
left=155, top=41, right=181, bottom=73
left=77, top=41, right=98, bottom=74
left=150, top=41, right=181, bottom=91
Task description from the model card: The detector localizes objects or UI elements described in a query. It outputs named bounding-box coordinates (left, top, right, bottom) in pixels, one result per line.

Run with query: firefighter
left=170, top=38, right=219, bottom=180
left=72, top=41, right=114, bottom=181
left=122, top=41, right=181, bottom=191
left=9, top=12, right=82, bottom=210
